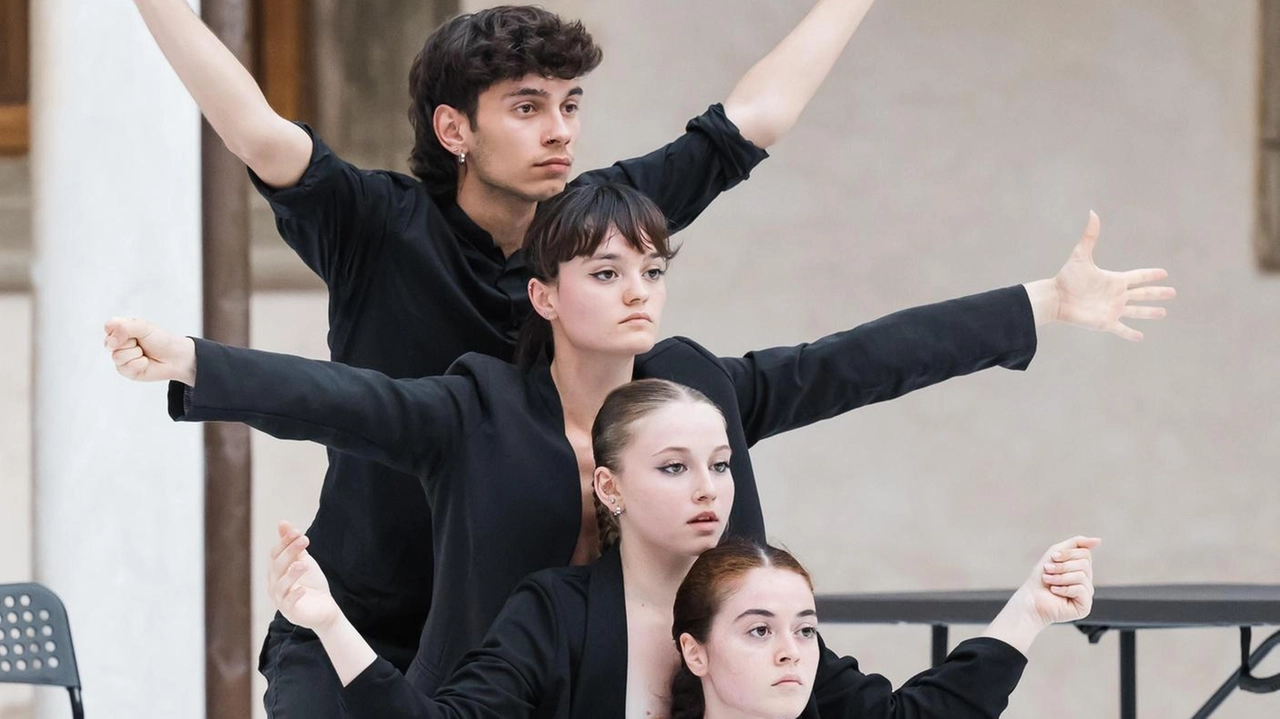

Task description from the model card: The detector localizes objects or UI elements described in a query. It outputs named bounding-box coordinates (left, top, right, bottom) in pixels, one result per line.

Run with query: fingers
left=1073, top=210, right=1101, bottom=261
left=1121, top=305, right=1166, bottom=320
left=111, top=343, right=143, bottom=367
left=1049, top=584, right=1089, bottom=599
left=1122, top=268, right=1168, bottom=287
left=1127, top=285, right=1176, bottom=302
left=103, top=316, right=154, bottom=350
left=269, top=532, right=309, bottom=584
left=1109, top=321, right=1144, bottom=342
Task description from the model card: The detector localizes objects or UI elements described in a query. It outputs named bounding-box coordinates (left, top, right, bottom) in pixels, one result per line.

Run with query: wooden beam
left=202, top=0, right=254, bottom=717
left=0, top=104, right=28, bottom=156
left=1259, top=0, right=1280, bottom=270
left=257, top=0, right=311, bottom=121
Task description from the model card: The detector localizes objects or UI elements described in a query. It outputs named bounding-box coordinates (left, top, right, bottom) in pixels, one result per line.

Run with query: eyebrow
left=651, top=445, right=731, bottom=457
left=735, top=608, right=818, bottom=621
left=589, top=251, right=665, bottom=262
left=505, top=86, right=585, bottom=99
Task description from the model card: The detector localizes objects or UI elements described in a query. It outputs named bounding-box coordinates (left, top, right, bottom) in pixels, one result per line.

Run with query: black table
left=815, top=584, right=1280, bottom=718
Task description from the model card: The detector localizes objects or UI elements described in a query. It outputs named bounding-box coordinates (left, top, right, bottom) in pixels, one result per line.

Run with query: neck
left=549, top=346, right=635, bottom=433
left=455, top=178, right=538, bottom=257
left=618, top=538, right=697, bottom=611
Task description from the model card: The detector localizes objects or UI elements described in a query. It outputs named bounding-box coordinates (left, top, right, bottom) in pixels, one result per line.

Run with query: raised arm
left=132, top=0, right=312, bottom=187
left=270, top=521, right=560, bottom=719
left=722, top=212, right=1174, bottom=444
left=104, top=317, right=469, bottom=478
left=723, top=0, right=877, bottom=149
left=811, top=536, right=1098, bottom=717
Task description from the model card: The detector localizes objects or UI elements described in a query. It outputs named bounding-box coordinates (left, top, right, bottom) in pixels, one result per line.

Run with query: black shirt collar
left=441, top=201, right=528, bottom=271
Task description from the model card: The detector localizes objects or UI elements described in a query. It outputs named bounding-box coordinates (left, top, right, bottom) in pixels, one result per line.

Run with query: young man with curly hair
left=129, top=1, right=877, bottom=715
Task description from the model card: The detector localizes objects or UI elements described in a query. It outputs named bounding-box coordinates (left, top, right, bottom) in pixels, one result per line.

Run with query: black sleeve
left=810, top=636, right=1027, bottom=718
left=168, top=338, right=474, bottom=478
left=572, top=104, right=768, bottom=233
left=340, top=578, right=565, bottom=719
left=721, top=286, right=1038, bottom=445
left=247, top=122, right=406, bottom=289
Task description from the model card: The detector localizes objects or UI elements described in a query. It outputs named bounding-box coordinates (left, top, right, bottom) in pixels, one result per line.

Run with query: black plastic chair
left=0, top=583, right=83, bottom=718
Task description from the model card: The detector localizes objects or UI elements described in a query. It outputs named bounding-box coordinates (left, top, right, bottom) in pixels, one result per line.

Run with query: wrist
left=180, top=337, right=198, bottom=386
left=983, top=589, right=1050, bottom=655
left=1021, top=278, right=1061, bottom=328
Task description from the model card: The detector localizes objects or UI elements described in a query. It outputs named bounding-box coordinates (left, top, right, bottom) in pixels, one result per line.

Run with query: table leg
left=1120, top=630, right=1136, bottom=719
left=931, top=625, right=948, bottom=668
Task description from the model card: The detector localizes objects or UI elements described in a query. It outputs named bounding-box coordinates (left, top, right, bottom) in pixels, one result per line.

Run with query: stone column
left=29, top=1, right=204, bottom=716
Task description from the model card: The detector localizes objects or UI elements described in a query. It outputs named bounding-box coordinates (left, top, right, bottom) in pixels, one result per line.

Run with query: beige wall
left=5, top=1, right=1280, bottom=717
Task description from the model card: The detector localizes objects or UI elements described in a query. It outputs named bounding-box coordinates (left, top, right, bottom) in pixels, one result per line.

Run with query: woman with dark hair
left=265, top=378, right=1097, bottom=717
left=106, top=181, right=1165, bottom=705
left=671, top=538, right=1098, bottom=719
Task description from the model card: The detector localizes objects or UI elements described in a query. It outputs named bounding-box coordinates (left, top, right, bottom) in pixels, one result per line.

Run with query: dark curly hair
left=408, top=6, right=603, bottom=199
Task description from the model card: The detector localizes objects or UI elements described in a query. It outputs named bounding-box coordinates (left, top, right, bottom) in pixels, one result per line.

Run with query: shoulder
left=638, top=336, right=719, bottom=365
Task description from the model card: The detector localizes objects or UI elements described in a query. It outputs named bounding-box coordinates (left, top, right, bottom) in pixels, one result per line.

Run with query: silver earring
left=458, top=151, right=466, bottom=165
left=612, top=507, right=623, bottom=517
left=608, top=497, right=617, bottom=504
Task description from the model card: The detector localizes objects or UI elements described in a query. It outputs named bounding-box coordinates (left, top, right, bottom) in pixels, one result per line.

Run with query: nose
left=775, top=634, right=801, bottom=665
left=622, top=271, right=650, bottom=305
left=544, top=108, right=572, bottom=147
left=693, top=467, right=717, bottom=503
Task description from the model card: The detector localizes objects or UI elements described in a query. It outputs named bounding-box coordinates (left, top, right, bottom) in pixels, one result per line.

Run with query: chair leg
left=68, top=686, right=83, bottom=719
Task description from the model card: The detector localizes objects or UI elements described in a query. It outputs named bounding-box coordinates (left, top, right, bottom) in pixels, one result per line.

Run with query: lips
left=688, top=511, right=718, bottom=524
left=772, top=674, right=804, bottom=687
left=621, top=313, right=652, bottom=324
left=535, top=157, right=572, bottom=168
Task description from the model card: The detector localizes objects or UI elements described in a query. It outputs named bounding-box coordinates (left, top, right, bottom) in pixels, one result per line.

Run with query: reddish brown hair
left=670, top=542, right=815, bottom=719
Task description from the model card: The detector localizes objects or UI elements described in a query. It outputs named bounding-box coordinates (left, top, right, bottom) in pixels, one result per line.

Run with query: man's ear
left=432, top=104, right=469, bottom=157
left=679, top=633, right=709, bottom=678
left=528, top=277, right=558, bottom=321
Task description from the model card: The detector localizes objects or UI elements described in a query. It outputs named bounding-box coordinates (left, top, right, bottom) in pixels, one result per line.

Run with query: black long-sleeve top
left=248, top=106, right=768, bottom=663
left=340, top=548, right=1028, bottom=718
left=169, top=285, right=1037, bottom=694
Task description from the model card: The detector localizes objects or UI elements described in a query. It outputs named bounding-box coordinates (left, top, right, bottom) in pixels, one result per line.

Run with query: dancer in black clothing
left=128, top=1, right=879, bottom=710
left=105, top=183, right=1170, bottom=701
left=258, top=380, right=1099, bottom=718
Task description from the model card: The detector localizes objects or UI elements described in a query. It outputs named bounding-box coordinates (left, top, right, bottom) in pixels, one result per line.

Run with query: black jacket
left=170, top=285, right=1037, bottom=692
left=249, top=106, right=769, bottom=662
left=340, top=548, right=1028, bottom=718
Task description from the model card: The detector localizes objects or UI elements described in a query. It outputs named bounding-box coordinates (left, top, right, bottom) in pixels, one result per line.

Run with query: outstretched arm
left=809, top=536, right=1099, bottom=717
left=720, top=211, right=1174, bottom=444
left=132, top=0, right=312, bottom=187
left=723, top=0, right=877, bottom=148
left=271, top=522, right=564, bottom=719
left=104, top=317, right=470, bottom=478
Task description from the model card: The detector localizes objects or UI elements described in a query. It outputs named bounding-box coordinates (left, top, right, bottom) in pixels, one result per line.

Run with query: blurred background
left=1, top=0, right=1278, bottom=717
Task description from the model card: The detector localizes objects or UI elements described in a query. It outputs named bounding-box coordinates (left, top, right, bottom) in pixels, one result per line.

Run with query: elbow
left=722, top=101, right=794, bottom=150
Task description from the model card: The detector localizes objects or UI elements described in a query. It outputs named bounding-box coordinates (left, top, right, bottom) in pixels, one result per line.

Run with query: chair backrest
left=0, top=583, right=82, bottom=692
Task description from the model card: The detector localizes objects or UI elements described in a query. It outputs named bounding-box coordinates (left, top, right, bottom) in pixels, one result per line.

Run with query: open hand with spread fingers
left=1026, top=212, right=1176, bottom=341
left=269, top=521, right=341, bottom=632
left=103, top=317, right=198, bottom=385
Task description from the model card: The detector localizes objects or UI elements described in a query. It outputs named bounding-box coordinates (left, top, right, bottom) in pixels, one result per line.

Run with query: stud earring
left=458, top=151, right=466, bottom=165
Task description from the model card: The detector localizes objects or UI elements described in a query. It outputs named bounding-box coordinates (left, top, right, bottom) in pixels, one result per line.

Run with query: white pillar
left=30, top=2, right=205, bottom=717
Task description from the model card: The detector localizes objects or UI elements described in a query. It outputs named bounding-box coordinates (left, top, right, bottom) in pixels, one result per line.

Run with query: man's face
left=463, top=74, right=583, bottom=203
